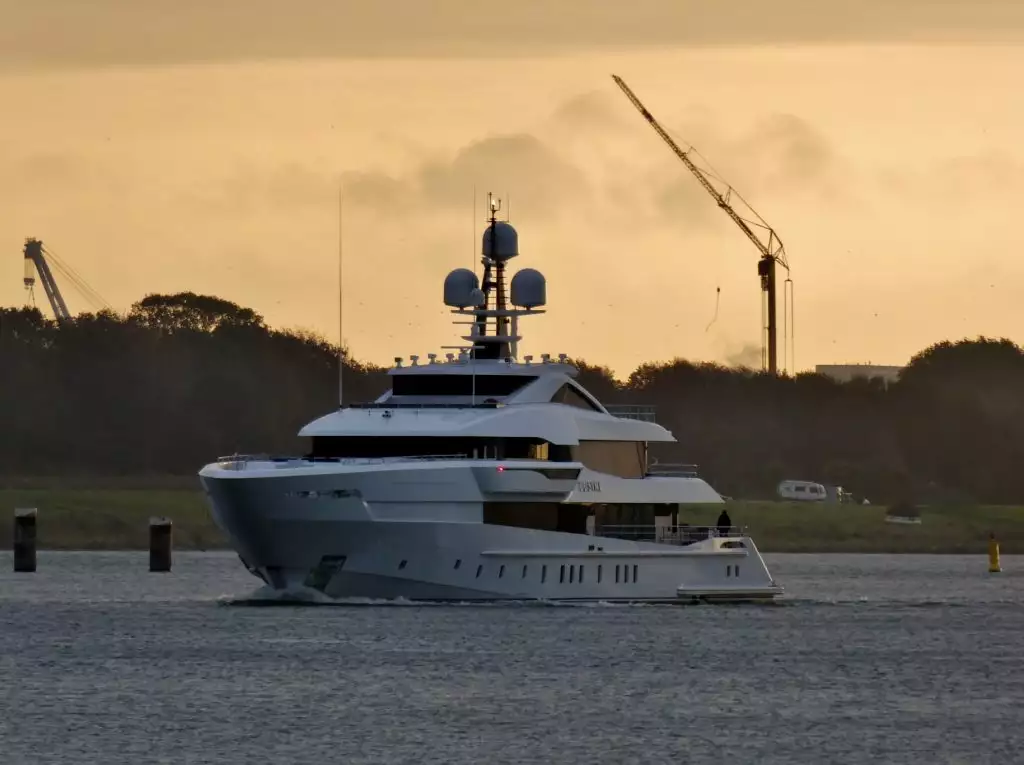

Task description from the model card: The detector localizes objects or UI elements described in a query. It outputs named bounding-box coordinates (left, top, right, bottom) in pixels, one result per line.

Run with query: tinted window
left=575, top=441, right=646, bottom=478
left=392, top=374, right=535, bottom=396
left=551, top=383, right=602, bottom=412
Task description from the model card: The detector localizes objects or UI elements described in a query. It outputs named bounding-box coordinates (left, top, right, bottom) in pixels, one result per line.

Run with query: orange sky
left=3, top=3, right=1024, bottom=376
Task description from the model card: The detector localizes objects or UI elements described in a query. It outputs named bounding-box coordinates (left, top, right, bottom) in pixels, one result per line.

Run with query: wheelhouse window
left=311, top=436, right=555, bottom=460
left=391, top=374, right=536, bottom=397
left=551, top=383, right=603, bottom=412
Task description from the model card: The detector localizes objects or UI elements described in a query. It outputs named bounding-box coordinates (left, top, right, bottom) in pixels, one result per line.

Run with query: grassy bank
left=0, top=486, right=223, bottom=551
left=0, top=482, right=1021, bottom=553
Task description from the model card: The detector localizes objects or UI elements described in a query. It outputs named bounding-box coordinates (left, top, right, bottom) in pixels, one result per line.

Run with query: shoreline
left=0, top=486, right=1020, bottom=555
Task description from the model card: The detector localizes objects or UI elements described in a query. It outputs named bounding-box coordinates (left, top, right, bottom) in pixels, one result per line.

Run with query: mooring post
left=13, top=508, right=37, bottom=572
left=149, top=516, right=172, bottom=572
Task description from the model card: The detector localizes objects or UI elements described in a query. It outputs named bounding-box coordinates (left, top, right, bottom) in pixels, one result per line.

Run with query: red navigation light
left=497, top=466, right=505, bottom=472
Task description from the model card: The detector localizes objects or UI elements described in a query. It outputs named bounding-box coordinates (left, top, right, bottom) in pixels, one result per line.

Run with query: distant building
left=815, top=364, right=903, bottom=385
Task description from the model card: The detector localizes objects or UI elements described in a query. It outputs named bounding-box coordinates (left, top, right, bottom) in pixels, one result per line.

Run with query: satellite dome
left=511, top=268, right=546, bottom=308
left=481, top=221, right=519, bottom=262
left=444, top=268, right=481, bottom=308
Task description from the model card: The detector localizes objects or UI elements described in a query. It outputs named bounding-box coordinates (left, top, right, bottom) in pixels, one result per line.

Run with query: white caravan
left=777, top=480, right=827, bottom=502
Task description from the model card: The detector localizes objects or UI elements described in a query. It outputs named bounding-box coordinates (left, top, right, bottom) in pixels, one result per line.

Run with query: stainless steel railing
left=597, top=524, right=747, bottom=545
left=605, top=404, right=658, bottom=422
left=646, top=462, right=699, bottom=477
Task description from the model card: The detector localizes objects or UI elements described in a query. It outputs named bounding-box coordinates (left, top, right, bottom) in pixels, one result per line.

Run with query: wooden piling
left=13, top=508, right=37, bottom=572
left=149, top=516, right=172, bottom=572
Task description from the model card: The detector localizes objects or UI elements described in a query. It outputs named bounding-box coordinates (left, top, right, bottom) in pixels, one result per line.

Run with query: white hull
left=199, top=458, right=783, bottom=604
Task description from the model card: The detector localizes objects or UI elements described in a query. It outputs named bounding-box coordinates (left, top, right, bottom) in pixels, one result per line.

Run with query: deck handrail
left=646, top=462, right=699, bottom=477
left=605, top=404, right=657, bottom=422
left=597, top=524, right=747, bottom=545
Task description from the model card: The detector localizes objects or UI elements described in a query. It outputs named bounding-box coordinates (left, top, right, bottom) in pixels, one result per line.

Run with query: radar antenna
left=442, top=192, right=547, bottom=362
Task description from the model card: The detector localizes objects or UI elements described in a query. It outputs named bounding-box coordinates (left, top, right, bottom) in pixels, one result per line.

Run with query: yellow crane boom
left=611, top=74, right=793, bottom=374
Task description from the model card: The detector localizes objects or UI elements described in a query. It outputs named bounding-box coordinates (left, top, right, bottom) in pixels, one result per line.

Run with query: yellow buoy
left=988, top=533, right=1001, bottom=574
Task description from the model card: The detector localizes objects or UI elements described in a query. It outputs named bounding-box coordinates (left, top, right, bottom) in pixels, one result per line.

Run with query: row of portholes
left=726, top=564, right=741, bottom=577
left=442, top=559, right=640, bottom=584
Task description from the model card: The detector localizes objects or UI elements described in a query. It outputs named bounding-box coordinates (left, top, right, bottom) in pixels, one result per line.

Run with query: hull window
left=597, top=565, right=602, bottom=583
left=579, top=565, right=584, bottom=584
left=560, top=565, right=566, bottom=583
left=633, top=564, right=638, bottom=583
left=499, top=565, right=505, bottom=579
left=522, top=565, right=528, bottom=579
left=476, top=565, right=483, bottom=578
left=454, top=559, right=461, bottom=570
left=398, top=560, right=407, bottom=570
left=541, top=565, right=547, bottom=583
left=615, top=565, right=620, bottom=584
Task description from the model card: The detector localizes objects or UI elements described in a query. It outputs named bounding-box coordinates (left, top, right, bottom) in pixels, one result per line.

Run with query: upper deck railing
left=605, top=404, right=657, bottom=422
left=597, top=524, right=747, bottom=546
left=646, top=462, right=699, bottom=478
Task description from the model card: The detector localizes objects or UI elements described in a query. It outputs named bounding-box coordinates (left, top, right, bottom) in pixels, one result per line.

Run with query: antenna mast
left=337, top=184, right=345, bottom=408
left=611, top=74, right=795, bottom=374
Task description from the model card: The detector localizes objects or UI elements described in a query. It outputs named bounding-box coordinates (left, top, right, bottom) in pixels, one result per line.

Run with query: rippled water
left=1, top=552, right=1022, bottom=764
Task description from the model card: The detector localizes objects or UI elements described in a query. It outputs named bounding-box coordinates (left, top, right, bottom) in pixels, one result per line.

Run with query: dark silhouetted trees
left=2, top=294, right=1023, bottom=504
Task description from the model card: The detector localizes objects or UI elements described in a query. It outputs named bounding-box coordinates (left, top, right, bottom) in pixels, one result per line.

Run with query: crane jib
left=610, top=73, right=794, bottom=376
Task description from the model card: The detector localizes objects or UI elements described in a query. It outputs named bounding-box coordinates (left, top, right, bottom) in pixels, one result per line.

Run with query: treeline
left=3, top=292, right=1024, bottom=505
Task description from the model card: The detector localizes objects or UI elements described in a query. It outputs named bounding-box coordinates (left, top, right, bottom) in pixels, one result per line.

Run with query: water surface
left=0, top=552, right=1021, bottom=764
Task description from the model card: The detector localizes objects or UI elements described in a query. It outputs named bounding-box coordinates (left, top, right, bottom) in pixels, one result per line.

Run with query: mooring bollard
left=149, top=516, right=173, bottom=572
left=13, top=508, right=37, bottom=572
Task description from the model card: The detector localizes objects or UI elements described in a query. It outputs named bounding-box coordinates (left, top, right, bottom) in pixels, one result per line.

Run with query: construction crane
left=23, top=238, right=111, bottom=322
left=611, top=74, right=794, bottom=375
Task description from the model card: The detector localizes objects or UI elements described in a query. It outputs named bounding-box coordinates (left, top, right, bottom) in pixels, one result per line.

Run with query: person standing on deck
left=716, top=507, right=732, bottom=536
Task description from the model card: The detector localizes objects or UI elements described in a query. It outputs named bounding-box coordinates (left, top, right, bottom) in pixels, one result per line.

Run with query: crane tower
left=23, top=238, right=110, bottom=322
left=611, top=74, right=794, bottom=375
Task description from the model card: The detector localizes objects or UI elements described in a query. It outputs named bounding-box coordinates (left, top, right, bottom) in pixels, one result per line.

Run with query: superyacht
left=198, top=197, right=783, bottom=603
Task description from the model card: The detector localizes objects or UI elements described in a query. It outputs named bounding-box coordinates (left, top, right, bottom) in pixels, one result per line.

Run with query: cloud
left=4, top=1, right=1024, bottom=71
left=342, top=133, right=591, bottom=221
left=180, top=87, right=844, bottom=241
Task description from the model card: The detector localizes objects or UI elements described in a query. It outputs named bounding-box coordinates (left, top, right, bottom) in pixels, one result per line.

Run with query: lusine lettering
left=575, top=480, right=601, bottom=492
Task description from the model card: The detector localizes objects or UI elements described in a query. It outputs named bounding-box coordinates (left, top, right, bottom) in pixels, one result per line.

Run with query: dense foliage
left=3, top=293, right=1023, bottom=504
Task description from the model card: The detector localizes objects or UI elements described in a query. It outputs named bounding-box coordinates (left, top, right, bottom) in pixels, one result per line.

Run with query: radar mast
left=441, top=192, right=547, bottom=361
